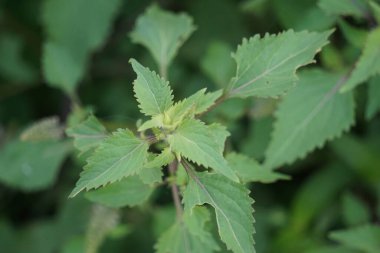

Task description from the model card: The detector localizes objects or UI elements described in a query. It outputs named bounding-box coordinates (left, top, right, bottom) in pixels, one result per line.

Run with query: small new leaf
left=168, top=119, right=238, bottom=181
left=229, top=29, right=332, bottom=98
left=130, top=59, right=174, bottom=116
left=70, top=128, right=149, bottom=197
left=183, top=172, right=255, bottom=253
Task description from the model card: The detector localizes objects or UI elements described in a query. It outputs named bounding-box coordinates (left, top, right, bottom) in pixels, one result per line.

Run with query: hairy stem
left=168, top=160, right=183, bottom=220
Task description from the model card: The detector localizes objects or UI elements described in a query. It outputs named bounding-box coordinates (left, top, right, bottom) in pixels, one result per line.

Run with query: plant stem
left=168, top=160, right=183, bottom=220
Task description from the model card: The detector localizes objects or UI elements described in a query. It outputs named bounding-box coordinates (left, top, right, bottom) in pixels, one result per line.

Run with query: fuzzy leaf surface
left=70, top=129, right=149, bottom=197
left=183, top=172, right=255, bottom=253
left=229, top=30, right=332, bottom=98
left=168, top=119, right=238, bottom=181
left=265, top=69, right=355, bottom=169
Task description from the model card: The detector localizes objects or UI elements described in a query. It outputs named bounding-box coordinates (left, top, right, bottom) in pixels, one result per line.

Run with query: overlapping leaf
left=366, top=75, right=380, bottom=119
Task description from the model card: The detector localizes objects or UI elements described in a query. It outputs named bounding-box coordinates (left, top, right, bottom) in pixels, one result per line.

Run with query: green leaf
left=0, top=139, right=71, bottom=191
left=341, top=28, right=380, bottom=92
left=21, top=116, right=63, bottom=141
left=226, top=153, right=289, bottom=183
left=130, top=59, right=173, bottom=116
left=366, top=75, right=380, bottom=120
left=318, top=0, right=369, bottom=18
left=130, top=5, right=195, bottom=73
left=206, top=123, right=230, bottom=154
left=66, top=115, right=108, bottom=155
left=85, top=176, right=153, bottom=208
left=168, top=119, right=238, bottom=181
left=264, top=69, right=355, bottom=169
left=342, top=193, right=370, bottom=226
left=70, top=128, right=149, bottom=197
left=228, top=30, right=332, bottom=98
left=138, top=166, right=163, bottom=186
left=183, top=172, right=255, bottom=253
left=329, top=224, right=380, bottom=253
left=42, top=0, right=121, bottom=93
left=370, top=1, right=380, bottom=23
left=145, top=148, right=175, bottom=169
left=338, top=19, right=368, bottom=49
left=155, top=206, right=219, bottom=253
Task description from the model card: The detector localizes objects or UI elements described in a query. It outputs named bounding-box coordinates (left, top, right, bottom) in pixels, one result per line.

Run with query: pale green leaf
left=0, top=139, right=71, bottom=191
left=70, top=129, right=149, bottom=197
left=168, top=119, right=238, bottom=181
left=264, top=69, right=355, bottom=169
left=138, top=166, right=163, bottom=186
left=206, top=123, right=230, bottom=154
left=130, top=59, right=173, bottom=116
left=341, top=28, right=380, bottom=92
left=85, top=176, right=153, bottom=208
left=66, top=115, right=108, bottom=155
left=329, top=224, right=380, bottom=253
left=318, top=0, right=369, bottom=18
left=21, top=116, right=63, bottom=141
left=226, top=153, right=289, bottom=183
left=145, top=148, right=175, bottom=169
left=228, top=30, right=332, bottom=98
left=183, top=172, right=255, bottom=253
left=366, top=75, right=380, bottom=119
left=130, top=5, right=195, bottom=73
left=155, top=206, right=219, bottom=253
left=194, top=89, right=223, bottom=115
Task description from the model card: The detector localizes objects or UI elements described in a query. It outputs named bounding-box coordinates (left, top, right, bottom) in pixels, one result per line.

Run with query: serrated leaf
left=145, top=148, right=175, bottom=169
left=66, top=115, right=108, bottom=155
left=206, top=123, right=230, bottom=154
left=130, top=59, right=173, bottom=116
left=329, top=224, right=380, bottom=253
left=168, top=119, right=238, bottom=181
left=183, top=172, right=255, bottom=253
left=0, top=139, right=71, bottom=191
left=264, top=69, right=355, bottom=169
left=366, top=75, right=380, bottom=119
left=155, top=206, right=219, bottom=253
left=228, top=30, right=332, bottom=98
left=21, top=116, right=63, bottom=141
left=85, top=176, right=153, bottom=208
left=130, top=5, right=195, bottom=73
left=70, top=129, right=149, bottom=197
left=318, top=0, right=369, bottom=18
left=226, top=153, right=289, bottom=183
left=341, top=28, right=380, bottom=92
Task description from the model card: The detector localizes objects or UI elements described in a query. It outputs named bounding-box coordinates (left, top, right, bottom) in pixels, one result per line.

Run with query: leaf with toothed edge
left=264, top=69, right=355, bottom=170
left=130, top=59, right=174, bottom=116
left=228, top=29, right=333, bottom=98
left=168, top=119, right=238, bottom=182
left=69, top=128, right=149, bottom=197
left=183, top=172, right=255, bottom=253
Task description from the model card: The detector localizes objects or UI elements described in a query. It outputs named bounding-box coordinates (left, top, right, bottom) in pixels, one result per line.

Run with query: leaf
left=130, top=59, right=173, bottom=116
left=155, top=206, right=219, bottom=253
left=342, top=192, right=370, bottom=226
left=145, top=148, right=175, bottom=169
left=183, top=172, right=255, bottom=253
left=366, top=75, right=380, bottom=120
left=228, top=30, right=332, bottom=98
left=206, top=123, right=230, bottom=154
left=130, top=5, right=195, bottom=73
left=264, top=69, right=355, bottom=170
left=226, top=153, right=289, bottom=184
left=338, top=19, right=368, bottom=49
left=42, top=0, right=121, bottom=93
left=318, top=0, right=369, bottom=18
left=138, top=166, right=163, bottom=186
left=341, top=28, right=380, bottom=92
left=66, top=115, right=108, bottom=155
left=0, top=139, right=71, bottom=191
left=168, top=119, right=238, bottom=181
left=69, top=129, right=149, bottom=197
left=21, top=116, right=63, bottom=141
left=85, top=176, right=153, bottom=208
left=370, top=1, right=380, bottom=23
left=329, top=224, right=380, bottom=253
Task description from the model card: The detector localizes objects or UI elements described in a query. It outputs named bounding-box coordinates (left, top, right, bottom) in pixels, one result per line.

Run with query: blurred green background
left=0, top=0, right=380, bottom=252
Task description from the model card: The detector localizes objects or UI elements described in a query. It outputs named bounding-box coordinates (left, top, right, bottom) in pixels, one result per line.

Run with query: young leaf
left=318, top=0, right=369, bottom=19
left=66, top=115, right=108, bottom=155
left=226, top=153, right=289, bottom=184
left=341, top=28, right=380, bottom=92
left=21, top=116, right=63, bottom=141
left=69, top=129, right=149, bottom=197
left=366, top=75, right=380, bottom=120
left=145, top=148, right=175, bottom=169
left=155, top=206, right=219, bottom=253
left=183, top=172, right=255, bottom=253
left=264, top=69, right=355, bottom=170
left=130, top=5, right=195, bottom=74
left=168, top=119, right=238, bottom=181
left=329, top=225, right=380, bottom=253
left=85, top=176, right=153, bottom=208
left=228, top=30, right=332, bottom=98
left=130, top=59, right=173, bottom=116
